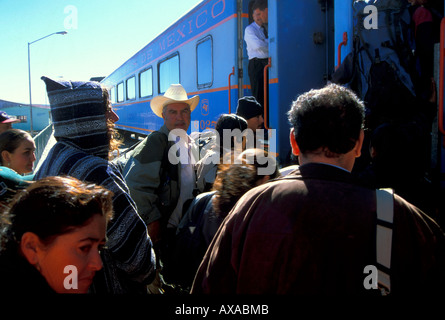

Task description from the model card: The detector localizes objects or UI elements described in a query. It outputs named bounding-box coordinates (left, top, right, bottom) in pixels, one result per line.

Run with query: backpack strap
left=375, top=188, right=394, bottom=295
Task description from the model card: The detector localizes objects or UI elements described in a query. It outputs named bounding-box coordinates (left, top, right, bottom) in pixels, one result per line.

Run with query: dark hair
left=287, top=83, right=365, bottom=157
left=0, top=129, right=33, bottom=165
left=215, top=114, right=248, bottom=155
left=0, top=176, right=114, bottom=253
left=253, top=0, right=268, bottom=11
left=212, top=148, right=279, bottom=218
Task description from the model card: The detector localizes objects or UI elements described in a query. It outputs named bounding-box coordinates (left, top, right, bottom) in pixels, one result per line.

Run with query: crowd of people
left=0, top=0, right=444, bottom=296
left=0, top=78, right=444, bottom=295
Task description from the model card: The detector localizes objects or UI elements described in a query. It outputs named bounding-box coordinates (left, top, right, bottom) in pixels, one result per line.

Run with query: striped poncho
left=35, top=76, right=155, bottom=293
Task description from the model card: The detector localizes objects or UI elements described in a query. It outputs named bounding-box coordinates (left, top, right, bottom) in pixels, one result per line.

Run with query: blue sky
left=0, top=0, right=202, bottom=104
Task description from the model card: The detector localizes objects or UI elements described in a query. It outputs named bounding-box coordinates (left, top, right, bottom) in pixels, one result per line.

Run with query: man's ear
left=289, top=128, right=300, bottom=156
left=354, top=129, right=365, bottom=158
left=20, top=232, right=43, bottom=266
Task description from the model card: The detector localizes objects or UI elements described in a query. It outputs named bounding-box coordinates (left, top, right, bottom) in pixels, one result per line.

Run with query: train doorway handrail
left=336, top=32, right=348, bottom=70
left=264, top=57, right=271, bottom=130
left=228, top=66, right=235, bottom=114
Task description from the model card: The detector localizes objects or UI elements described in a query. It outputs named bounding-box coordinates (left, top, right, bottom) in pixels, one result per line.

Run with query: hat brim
left=150, top=95, right=199, bottom=118
left=0, top=119, right=20, bottom=124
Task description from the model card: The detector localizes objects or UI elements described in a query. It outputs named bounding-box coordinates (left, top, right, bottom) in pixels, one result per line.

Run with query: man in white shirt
left=244, top=0, right=268, bottom=107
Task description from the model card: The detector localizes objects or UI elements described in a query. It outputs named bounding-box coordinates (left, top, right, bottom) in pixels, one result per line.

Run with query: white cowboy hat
left=150, top=84, right=199, bottom=118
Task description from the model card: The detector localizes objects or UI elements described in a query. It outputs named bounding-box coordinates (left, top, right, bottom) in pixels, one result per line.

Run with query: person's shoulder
left=55, top=141, right=107, bottom=165
left=235, top=176, right=293, bottom=206
left=0, top=166, right=30, bottom=185
left=392, top=191, right=422, bottom=212
left=132, top=129, right=168, bottom=162
left=144, top=129, right=168, bottom=145
left=279, top=164, right=299, bottom=176
left=77, top=152, right=109, bottom=168
left=412, top=6, right=433, bottom=24
left=196, top=190, right=216, bottom=205
left=244, top=21, right=258, bottom=34
left=392, top=191, right=444, bottom=232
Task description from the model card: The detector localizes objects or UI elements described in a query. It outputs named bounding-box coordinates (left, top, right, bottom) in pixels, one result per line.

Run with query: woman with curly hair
left=170, top=148, right=279, bottom=290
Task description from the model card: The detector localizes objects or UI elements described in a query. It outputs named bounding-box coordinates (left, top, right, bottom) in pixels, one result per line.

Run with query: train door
left=238, top=0, right=334, bottom=165
left=334, top=0, right=445, bottom=224
left=267, top=0, right=334, bottom=165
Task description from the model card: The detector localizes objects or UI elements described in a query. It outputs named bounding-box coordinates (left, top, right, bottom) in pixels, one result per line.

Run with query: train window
left=117, top=82, right=124, bottom=102
left=197, top=36, right=213, bottom=89
left=139, top=68, right=153, bottom=98
left=17, top=115, right=27, bottom=123
left=110, top=86, right=116, bottom=103
left=126, top=76, right=136, bottom=100
left=158, top=53, right=179, bottom=94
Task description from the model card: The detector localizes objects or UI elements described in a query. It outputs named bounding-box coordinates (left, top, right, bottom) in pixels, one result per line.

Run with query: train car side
left=101, top=0, right=240, bottom=137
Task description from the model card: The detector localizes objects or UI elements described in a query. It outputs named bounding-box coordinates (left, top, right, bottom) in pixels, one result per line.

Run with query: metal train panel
left=268, top=0, right=332, bottom=164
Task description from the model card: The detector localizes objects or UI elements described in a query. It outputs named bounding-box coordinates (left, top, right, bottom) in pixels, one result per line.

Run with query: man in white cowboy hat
left=123, top=84, right=199, bottom=290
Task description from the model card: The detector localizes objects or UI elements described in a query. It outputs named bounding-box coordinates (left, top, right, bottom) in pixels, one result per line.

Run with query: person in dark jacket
left=0, top=176, right=113, bottom=294
left=195, top=113, right=248, bottom=193
left=191, top=83, right=445, bottom=295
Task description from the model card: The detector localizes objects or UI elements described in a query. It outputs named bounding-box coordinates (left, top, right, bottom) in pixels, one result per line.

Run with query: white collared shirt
left=244, top=21, right=269, bottom=60
left=167, top=133, right=197, bottom=228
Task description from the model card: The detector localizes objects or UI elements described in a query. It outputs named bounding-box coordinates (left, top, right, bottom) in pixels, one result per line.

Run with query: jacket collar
left=286, top=162, right=354, bottom=185
left=159, top=124, right=170, bottom=137
left=160, top=124, right=199, bottom=163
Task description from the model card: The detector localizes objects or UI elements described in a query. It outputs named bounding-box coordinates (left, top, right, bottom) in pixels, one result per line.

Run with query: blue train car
left=102, top=0, right=445, bottom=193
left=102, top=0, right=335, bottom=165
left=102, top=0, right=240, bottom=135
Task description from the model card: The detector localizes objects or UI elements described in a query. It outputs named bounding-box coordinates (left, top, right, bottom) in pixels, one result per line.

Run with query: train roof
left=102, top=0, right=208, bottom=85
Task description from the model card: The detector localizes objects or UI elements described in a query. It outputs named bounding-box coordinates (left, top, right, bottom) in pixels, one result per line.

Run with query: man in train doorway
left=123, top=83, right=199, bottom=293
left=245, top=0, right=269, bottom=107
